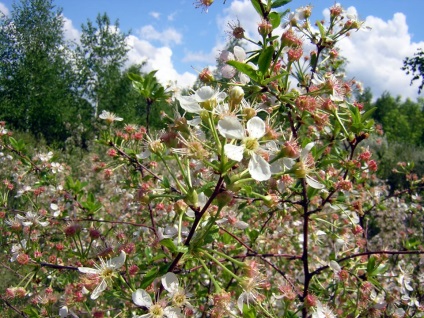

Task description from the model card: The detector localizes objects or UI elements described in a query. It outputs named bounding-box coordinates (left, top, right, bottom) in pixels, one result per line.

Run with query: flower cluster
left=0, top=2, right=422, bottom=318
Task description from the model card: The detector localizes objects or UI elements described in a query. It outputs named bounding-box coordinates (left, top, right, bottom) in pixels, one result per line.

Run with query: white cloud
left=126, top=35, right=196, bottom=88
left=168, top=11, right=178, bottom=21
left=217, top=0, right=259, bottom=40
left=62, top=16, right=80, bottom=43
left=138, top=25, right=182, bottom=46
left=149, top=11, right=160, bottom=19
left=218, top=1, right=424, bottom=100
left=0, top=2, right=9, bottom=16
left=338, top=10, right=424, bottom=100
left=181, top=0, right=261, bottom=68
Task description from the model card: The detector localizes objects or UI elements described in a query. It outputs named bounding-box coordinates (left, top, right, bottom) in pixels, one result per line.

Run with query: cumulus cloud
left=181, top=0, right=260, bottom=68
left=138, top=25, right=182, bottom=46
left=126, top=35, right=196, bottom=88
left=0, top=2, right=9, bottom=16
left=215, top=1, right=423, bottom=100
left=62, top=16, right=80, bottom=43
left=337, top=9, right=423, bottom=100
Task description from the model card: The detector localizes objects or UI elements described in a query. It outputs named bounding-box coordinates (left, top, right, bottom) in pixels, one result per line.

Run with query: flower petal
left=301, top=142, right=315, bottom=159
left=224, top=144, right=244, bottom=162
left=195, top=86, right=216, bottom=102
left=246, top=117, right=265, bottom=139
left=218, top=117, right=244, bottom=140
left=78, top=267, right=99, bottom=274
left=132, top=289, right=153, bottom=308
left=109, top=251, right=126, bottom=269
left=305, top=175, right=325, bottom=189
left=233, top=46, right=246, bottom=61
left=91, top=279, right=107, bottom=299
left=162, top=272, right=179, bottom=293
left=177, top=95, right=202, bottom=113
left=164, top=307, right=183, bottom=318
left=239, top=73, right=250, bottom=84
left=221, top=65, right=236, bottom=79
left=248, top=153, right=271, bottom=181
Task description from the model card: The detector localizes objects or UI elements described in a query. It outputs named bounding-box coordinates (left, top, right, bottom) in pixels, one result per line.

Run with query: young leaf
left=268, top=12, right=281, bottom=29
left=227, top=60, right=259, bottom=82
left=251, top=0, right=264, bottom=16
left=258, top=45, right=275, bottom=76
left=271, top=0, right=292, bottom=9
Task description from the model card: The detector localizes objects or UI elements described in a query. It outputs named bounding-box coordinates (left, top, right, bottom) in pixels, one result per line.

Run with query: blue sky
left=1, top=0, right=424, bottom=100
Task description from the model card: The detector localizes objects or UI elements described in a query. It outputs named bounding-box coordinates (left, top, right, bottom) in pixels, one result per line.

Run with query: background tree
left=0, top=0, right=86, bottom=146
left=75, top=13, right=129, bottom=118
left=403, top=48, right=424, bottom=94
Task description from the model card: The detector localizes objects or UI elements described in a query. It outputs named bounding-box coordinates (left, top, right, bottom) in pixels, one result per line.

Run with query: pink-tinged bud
left=215, top=191, right=233, bottom=209
left=199, top=68, right=214, bottom=83
left=287, top=47, right=303, bottom=62
left=281, top=140, right=300, bottom=158
left=129, top=264, right=139, bottom=276
left=258, top=19, right=273, bottom=36
left=106, top=148, right=118, bottom=157
left=5, top=288, right=16, bottom=299
left=329, top=48, right=339, bottom=59
left=281, top=29, right=302, bottom=47
left=368, top=160, right=378, bottom=172
left=174, top=199, right=188, bottom=215
left=15, top=287, right=26, bottom=298
left=194, top=0, right=214, bottom=12
left=305, top=294, right=317, bottom=307
left=64, top=223, right=82, bottom=237
left=329, top=5, right=343, bottom=18
left=17, top=253, right=30, bottom=265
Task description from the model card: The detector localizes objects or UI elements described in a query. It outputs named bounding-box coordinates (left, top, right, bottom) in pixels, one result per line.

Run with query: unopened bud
left=148, top=140, right=165, bottom=155
left=174, top=200, right=188, bottom=214
left=185, top=189, right=199, bottom=207
left=242, top=107, right=256, bottom=120
left=258, top=19, right=273, bottom=36
left=199, top=68, right=214, bottom=83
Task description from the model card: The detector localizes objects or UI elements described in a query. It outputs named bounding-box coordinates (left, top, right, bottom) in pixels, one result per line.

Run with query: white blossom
left=78, top=251, right=126, bottom=299
left=218, top=116, right=271, bottom=181
left=132, top=288, right=182, bottom=318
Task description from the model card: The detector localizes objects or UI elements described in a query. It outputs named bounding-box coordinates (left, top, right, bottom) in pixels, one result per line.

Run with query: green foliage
left=75, top=12, right=129, bottom=118
left=0, top=0, right=84, bottom=147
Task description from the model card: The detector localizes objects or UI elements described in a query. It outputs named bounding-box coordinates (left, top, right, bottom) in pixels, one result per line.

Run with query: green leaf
left=227, top=60, right=259, bottom=82
left=128, top=72, right=144, bottom=83
left=268, top=12, right=281, bottom=29
left=140, top=267, right=159, bottom=289
left=271, top=0, right=292, bottom=9
left=243, top=304, right=257, bottom=318
left=316, top=20, right=326, bottom=39
left=361, top=107, right=377, bottom=121
left=250, top=0, right=263, bottom=16
left=366, top=256, right=376, bottom=274
left=258, top=45, right=275, bottom=75
left=160, top=238, right=177, bottom=252
left=176, top=245, right=189, bottom=254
